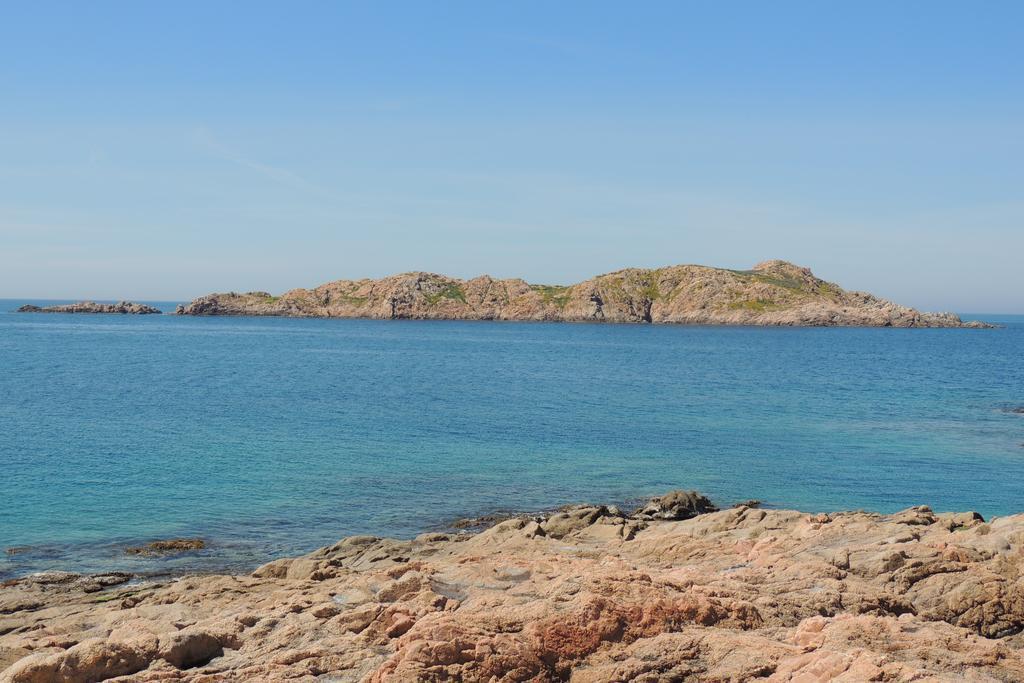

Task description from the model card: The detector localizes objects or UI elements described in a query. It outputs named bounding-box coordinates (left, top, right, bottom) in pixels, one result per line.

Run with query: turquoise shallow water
left=1, top=301, right=1022, bottom=579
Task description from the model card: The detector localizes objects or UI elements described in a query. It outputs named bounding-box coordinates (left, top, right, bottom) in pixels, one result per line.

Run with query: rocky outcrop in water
left=2, top=492, right=1024, bottom=681
left=174, top=260, right=992, bottom=327
left=17, top=301, right=162, bottom=314
left=632, top=489, right=718, bottom=520
left=124, top=539, right=206, bottom=557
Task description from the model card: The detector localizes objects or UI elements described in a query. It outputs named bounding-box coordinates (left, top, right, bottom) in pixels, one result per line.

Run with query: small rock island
left=17, top=301, right=162, bottom=315
left=175, top=260, right=992, bottom=328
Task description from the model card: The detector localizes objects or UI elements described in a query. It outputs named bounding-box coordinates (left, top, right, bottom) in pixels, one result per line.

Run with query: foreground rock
left=17, top=301, right=162, bottom=315
left=175, top=260, right=993, bottom=327
left=3, top=492, right=1024, bottom=681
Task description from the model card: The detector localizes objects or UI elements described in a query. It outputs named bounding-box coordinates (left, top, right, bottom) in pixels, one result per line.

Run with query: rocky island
left=3, top=491, right=1023, bottom=681
left=17, top=302, right=162, bottom=315
left=176, top=260, right=991, bottom=327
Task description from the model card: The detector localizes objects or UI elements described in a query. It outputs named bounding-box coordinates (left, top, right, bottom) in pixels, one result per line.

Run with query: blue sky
left=1, top=2, right=1021, bottom=311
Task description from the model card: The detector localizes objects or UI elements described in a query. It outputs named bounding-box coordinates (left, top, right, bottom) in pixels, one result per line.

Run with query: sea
left=1, top=300, right=1022, bottom=579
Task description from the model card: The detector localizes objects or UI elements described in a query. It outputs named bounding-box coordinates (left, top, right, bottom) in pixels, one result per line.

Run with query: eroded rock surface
left=175, top=260, right=993, bottom=327
left=2, top=494, right=1023, bottom=681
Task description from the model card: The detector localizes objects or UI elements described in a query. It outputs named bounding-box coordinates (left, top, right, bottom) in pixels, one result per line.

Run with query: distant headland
left=17, top=301, right=162, bottom=315
left=174, top=260, right=992, bottom=328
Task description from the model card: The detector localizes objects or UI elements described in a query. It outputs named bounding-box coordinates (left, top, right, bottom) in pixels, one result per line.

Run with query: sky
left=1, top=2, right=1021, bottom=312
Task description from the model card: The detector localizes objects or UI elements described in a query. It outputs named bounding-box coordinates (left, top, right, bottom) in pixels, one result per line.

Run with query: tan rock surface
left=175, top=260, right=993, bottom=327
left=2, top=495, right=1023, bottom=681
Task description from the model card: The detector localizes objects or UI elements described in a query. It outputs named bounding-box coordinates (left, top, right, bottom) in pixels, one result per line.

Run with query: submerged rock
left=124, top=538, right=206, bottom=556
left=449, top=511, right=522, bottom=532
left=17, top=301, right=161, bottom=314
left=4, top=492, right=1024, bottom=681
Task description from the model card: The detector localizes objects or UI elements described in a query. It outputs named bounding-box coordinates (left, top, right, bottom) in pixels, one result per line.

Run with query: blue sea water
left=1, top=300, right=1022, bottom=579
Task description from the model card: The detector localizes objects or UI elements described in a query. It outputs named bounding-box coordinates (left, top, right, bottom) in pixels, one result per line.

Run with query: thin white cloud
left=190, top=127, right=337, bottom=200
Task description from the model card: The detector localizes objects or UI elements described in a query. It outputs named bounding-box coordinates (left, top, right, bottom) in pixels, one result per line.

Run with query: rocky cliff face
left=175, top=260, right=990, bottom=327
left=3, top=493, right=1024, bottom=681
left=17, top=301, right=162, bottom=314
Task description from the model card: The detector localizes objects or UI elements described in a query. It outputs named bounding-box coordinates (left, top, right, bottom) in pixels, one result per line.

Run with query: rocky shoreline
left=2, top=491, right=1023, bottom=681
left=175, top=260, right=994, bottom=328
left=17, top=301, right=162, bottom=315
